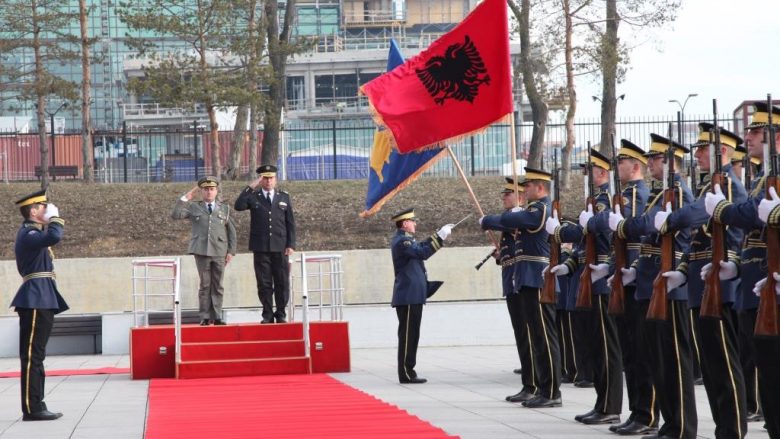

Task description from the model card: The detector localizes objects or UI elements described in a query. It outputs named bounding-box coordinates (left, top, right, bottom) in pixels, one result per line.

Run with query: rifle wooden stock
left=647, top=189, right=675, bottom=321
left=700, top=172, right=726, bottom=318
left=755, top=175, right=780, bottom=336
left=576, top=198, right=596, bottom=309
left=541, top=201, right=560, bottom=304
left=608, top=193, right=627, bottom=315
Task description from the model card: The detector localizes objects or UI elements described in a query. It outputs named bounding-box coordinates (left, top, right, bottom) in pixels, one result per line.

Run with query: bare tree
left=79, top=0, right=94, bottom=182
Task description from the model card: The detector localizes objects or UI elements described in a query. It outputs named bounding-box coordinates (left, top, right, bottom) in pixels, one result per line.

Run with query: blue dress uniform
left=556, top=247, right=576, bottom=383
left=234, top=165, right=296, bottom=323
left=389, top=209, right=444, bottom=384
left=713, top=102, right=780, bottom=433
left=558, top=148, right=624, bottom=423
left=483, top=181, right=538, bottom=401
left=499, top=167, right=562, bottom=408
left=11, top=190, right=68, bottom=421
left=663, top=140, right=748, bottom=439
left=617, top=136, right=696, bottom=439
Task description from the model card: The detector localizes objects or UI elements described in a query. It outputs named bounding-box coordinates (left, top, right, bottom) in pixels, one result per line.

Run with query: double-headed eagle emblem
left=415, top=36, right=490, bottom=105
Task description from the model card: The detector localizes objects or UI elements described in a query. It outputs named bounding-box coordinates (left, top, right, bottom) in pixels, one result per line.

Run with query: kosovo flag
left=360, top=40, right=447, bottom=218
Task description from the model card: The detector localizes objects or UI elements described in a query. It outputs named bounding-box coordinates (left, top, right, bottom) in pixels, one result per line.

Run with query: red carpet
left=0, top=367, right=129, bottom=378
left=145, top=374, right=458, bottom=439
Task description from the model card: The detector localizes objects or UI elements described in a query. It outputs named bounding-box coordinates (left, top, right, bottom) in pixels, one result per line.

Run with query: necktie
left=266, top=192, right=272, bottom=204
left=208, top=203, right=213, bottom=214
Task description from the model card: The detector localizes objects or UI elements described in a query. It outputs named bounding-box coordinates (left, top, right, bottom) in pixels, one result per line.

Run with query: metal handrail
left=289, top=254, right=344, bottom=323
left=130, top=258, right=181, bottom=362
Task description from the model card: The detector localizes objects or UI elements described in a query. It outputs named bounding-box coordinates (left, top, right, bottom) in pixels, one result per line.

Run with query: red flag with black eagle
left=360, top=0, right=513, bottom=154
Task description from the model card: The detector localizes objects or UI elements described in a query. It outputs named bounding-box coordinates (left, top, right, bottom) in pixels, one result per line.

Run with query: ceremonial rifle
left=756, top=94, right=780, bottom=336
left=541, top=148, right=560, bottom=304
left=701, top=99, right=726, bottom=318
left=647, top=124, right=676, bottom=320
left=608, top=134, right=627, bottom=315
left=684, top=110, right=697, bottom=196
left=743, top=146, right=752, bottom=189
left=576, top=143, right=596, bottom=309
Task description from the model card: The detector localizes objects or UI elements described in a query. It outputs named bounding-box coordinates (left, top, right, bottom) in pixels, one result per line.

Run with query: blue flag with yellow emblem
left=360, top=40, right=447, bottom=217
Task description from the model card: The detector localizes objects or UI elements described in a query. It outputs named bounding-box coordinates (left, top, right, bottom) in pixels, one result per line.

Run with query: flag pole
left=445, top=146, right=499, bottom=247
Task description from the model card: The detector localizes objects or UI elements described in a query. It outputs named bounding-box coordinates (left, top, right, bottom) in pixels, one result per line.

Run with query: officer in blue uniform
left=482, top=178, right=538, bottom=402
left=706, top=102, right=780, bottom=437
left=11, top=189, right=68, bottom=421
left=547, top=148, right=623, bottom=425
left=599, top=139, right=653, bottom=435
left=390, top=208, right=451, bottom=384
left=235, top=164, right=296, bottom=323
left=611, top=134, right=696, bottom=439
left=656, top=123, right=748, bottom=438
left=498, top=167, right=562, bottom=408
left=556, top=244, right=576, bottom=384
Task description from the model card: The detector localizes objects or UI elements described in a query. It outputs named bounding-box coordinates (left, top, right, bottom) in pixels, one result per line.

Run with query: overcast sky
left=572, top=0, right=780, bottom=120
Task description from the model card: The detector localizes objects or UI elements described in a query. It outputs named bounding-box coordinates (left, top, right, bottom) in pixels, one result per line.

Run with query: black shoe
left=261, top=318, right=273, bottom=324
left=746, top=411, right=764, bottom=422
left=693, top=377, right=703, bottom=386
left=199, top=319, right=209, bottom=326
left=610, top=417, right=634, bottom=433
left=275, top=317, right=287, bottom=323
left=582, top=412, right=621, bottom=425
left=575, top=409, right=597, bottom=422
left=399, top=377, right=427, bottom=384
left=574, top=380, right=594, bottom=388
left=522, top=395, right=562, bottom=408
left=213, top=319, right=226, bottom=326
left=23, top=410, right=63, bottom=421
left=561, top=375, right=574, bottom=384
left=513, top=368, right=522, bottom=374
left=506, top=390, right=537, bottom=402
left=617, top=421, right=658, bottom=436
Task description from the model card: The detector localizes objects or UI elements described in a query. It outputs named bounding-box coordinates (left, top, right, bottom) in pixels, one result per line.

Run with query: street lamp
left=592, top=94, right=626, bottom=103
left=44, top=102, right=69, bottom=181
left=668, top=93, right=698, bottom=144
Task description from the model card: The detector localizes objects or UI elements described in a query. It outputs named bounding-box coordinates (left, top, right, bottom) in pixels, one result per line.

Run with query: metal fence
left=0, top=113, right=739, bottom=183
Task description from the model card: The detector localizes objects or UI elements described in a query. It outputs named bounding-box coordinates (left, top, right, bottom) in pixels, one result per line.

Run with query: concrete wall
left=1, top=246, right=501, bottom=316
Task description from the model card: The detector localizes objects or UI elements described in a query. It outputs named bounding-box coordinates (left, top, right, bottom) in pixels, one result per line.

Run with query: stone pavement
left=0, top=345, right=771, bottom=438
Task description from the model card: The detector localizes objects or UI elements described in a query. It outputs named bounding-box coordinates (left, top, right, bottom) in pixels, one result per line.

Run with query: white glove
left=700, top=261, right=739, bottom=281
left=478, top=216, right=485, bottom=226
left=549, top=264, right=570, bottom=277
left=437, top=224, right=454, bottom=240
left=589, top=263, right=610, bottom=283
left=753, top=272, right=780, bottom=297
left=758, top=186, right=780, bottom=224
left=511, top=206, right=523, bottom=213
left=620, top=267, right=636, bottom=285
left=545, top=210, right=560, bottom=235
left=705, top=184, right=726, bottom=216
left=578, top=205, right=594, bottom=229
left=608, top=205, right=624, bottom=232
left=654, top=202, right=672, bottom=232
left=43, top=203, right=59, bottom=221
left=662, top=270, right=686, bottom=291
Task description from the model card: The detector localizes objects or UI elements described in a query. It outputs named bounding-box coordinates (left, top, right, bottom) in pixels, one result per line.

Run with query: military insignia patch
left=528, top=207, right=538, bottom=212
left=596, top=203, right=607, bottom=212
left=403, top=241, right=412, bottom=247
left=623, top=197, right=630, bottom=205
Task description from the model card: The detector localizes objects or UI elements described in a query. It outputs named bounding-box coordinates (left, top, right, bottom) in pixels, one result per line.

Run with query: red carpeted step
left=181, top=322, right=303, bottom=343
left=176, top=356, right=311, bottom=379
left=180, top=340, right=305, bottom=361
left=146, top=374, right=457, bottom=438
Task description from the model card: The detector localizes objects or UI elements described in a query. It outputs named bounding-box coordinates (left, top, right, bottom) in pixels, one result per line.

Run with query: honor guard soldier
left=610, top=134, right=696, bottom=439
left=655, top=123, right=748, bottom=438
left=498, top=167, right=562, bottom=408
left=11, top=190, right=68, bottom=421
left=602, top=140, right=653, bottom=435
left=173, top=176, right=237, bottom=325
left=390, top=208, right=451, bottom=384
left=481, top=178, right=539, bottom=402
left=235, top=164, right=296, bottom=324
left=556, top=243, right=577, bottom=384
left=546, top=148, right=623, bottom=425
left=706, top=102, right=780, bottom=436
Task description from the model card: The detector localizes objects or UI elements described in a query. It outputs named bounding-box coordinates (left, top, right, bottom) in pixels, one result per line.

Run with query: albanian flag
left=360, top=0, right=513, bottom=154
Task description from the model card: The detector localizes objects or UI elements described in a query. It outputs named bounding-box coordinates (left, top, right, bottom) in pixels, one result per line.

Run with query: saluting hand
left=249, top=175, right=263, bottom=190
left=183, top=186, right=198, bottom=201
